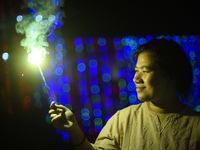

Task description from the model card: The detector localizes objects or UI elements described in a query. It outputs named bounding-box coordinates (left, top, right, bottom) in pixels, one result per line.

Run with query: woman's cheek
left=147, top=86, right=154, bottom=93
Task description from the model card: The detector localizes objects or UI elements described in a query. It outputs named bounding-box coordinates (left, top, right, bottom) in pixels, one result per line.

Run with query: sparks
left=28, top=47, right=42, bottom=65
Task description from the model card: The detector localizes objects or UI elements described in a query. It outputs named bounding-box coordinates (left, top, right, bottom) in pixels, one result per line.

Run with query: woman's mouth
left=136, top=87, right=146, bottom=92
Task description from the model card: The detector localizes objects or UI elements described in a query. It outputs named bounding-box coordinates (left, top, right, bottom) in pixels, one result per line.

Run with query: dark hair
left=131, top=39, right=193, bottom=100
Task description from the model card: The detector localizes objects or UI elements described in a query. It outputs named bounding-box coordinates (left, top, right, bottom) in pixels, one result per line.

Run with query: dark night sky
left=62, top=1, right=200, bottom=37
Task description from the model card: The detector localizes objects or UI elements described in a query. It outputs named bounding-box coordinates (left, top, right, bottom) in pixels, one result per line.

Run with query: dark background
left=0, top=1, right=200, bottom=150
left=63, top=1, right=200, bottom=37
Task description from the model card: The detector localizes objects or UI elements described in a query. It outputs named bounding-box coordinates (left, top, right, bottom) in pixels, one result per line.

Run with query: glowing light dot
left=129, top=94, right=137, bottom=104
left=98, top=37, right=106, bottom=46
left=75, top=44, right=83, bottom=50
left=105, top=115, right=112, bottom=122
left=104, top=101, right=113, bottom=109
left=16, top=15, right=23, bottom=22
left=113, top=38, right=121, bottom=46
left=55, top=67, right=64, bottom=75
left=2, top=52, right=9, bottom=60
left=89, top=59, right=97, bottom=68
left=48, top=15, right=56, bottom=22
left=91, top=85, right=100, bottom=94
left=53, top=0, right=60, bottom=6
left=139, top=38, right=147, bottom=45
left=63, top=84, right=70, bottom=92
left=50, top=61, right=57, bottom=68
left=49, top=33, right=55, bottom=42
left=74, top=37, right=82, bottom=45
left=124, top=36, right=133, bottom=45
left=102, top=73, right=111, bottom=82
left=146, top=35, right=153, bottom=42
left=93, top=109, right=102, bottom=117
left=36, top=15, right=42, bottom=22
left=77, top=63, right=86, bottom=72
left=31, top=8, right=37, bottom=15
left=86, top=37, right=94, bottom=45
left=53, top=18, right=62, bottom=29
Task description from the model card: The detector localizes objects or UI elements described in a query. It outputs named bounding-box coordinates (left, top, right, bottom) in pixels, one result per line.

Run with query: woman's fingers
left=50, top=102, right=68, bottom=112
left=54, top=104, right=68, bottom=111
left=50, top=101, right=55, bottom=109
left=51, top=114, right=62, bottom=123
left=50, top=113, right=59, bottom=119
left=49, top=108, right=63, bottom=115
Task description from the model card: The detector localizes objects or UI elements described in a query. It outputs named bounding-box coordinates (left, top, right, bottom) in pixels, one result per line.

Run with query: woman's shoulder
left=119, top=103, right=143, bottom=112
left=115, top=102, right=144, bottom=119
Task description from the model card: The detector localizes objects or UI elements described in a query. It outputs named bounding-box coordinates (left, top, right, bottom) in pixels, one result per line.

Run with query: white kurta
left=91, top=102, right=200, bottom=150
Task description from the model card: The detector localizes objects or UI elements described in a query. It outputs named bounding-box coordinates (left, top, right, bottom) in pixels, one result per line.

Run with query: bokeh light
left=48, top=15, right=56, bottom=22
left=16, top=15, right=23, bottom=22
left=98, top=37, right=106, bottom=46
left=2, top=52, right=9, bottom=60
left=35, top=15, right=42, bottom=22
left=31, top=8, right=37, bottom=15
left=86, top=37, right=94, bottom=45
left=49, top=33, right=55, bottom=42
left=53, top=0, right=60, bottom=7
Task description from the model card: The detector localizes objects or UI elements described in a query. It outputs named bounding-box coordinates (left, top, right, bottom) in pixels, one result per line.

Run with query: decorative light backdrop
left=38, top=35, right=200, bottom=142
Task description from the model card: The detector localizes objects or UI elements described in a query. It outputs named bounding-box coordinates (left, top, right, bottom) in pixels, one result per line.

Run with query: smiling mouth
left=136, top=87, right=146, bottom=92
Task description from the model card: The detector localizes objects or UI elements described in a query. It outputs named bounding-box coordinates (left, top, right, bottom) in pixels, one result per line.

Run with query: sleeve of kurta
left=91, top=111, right=121, bottom=150
left=189, top=113, right=200, bottom=150
left=195, top=114, right=200, bottom=148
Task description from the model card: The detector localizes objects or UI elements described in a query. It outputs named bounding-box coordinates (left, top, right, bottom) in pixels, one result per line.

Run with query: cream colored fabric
left=91, top=102, right=200, bottom=150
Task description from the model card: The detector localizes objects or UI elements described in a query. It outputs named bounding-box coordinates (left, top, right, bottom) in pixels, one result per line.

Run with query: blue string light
left=31, top=8, right=37, bottom=15
left=114, top=38, right=128, bottom=106
left=86, top=37, right=103, bottom=134
left=75, top=37, right=91, bottom=134
left=99, top=37, right=113, bottom=124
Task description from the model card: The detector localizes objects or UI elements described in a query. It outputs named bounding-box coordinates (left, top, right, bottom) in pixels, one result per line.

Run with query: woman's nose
left=133, top=73, right=143, bottom=84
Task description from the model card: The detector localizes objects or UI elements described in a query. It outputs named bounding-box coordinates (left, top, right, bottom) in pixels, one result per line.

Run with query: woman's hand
left=49, top=102, right=76, bottom=132
left=49, top=102, right=92, bottom=149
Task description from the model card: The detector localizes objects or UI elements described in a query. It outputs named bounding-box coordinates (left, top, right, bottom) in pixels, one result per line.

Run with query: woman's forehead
left=136, top=52, right=161, bottom=71
left=136, top=52, right=154, bottom=65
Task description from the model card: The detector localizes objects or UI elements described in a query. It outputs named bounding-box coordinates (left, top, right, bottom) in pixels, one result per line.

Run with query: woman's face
left=133, top=52, right=170, bottom=102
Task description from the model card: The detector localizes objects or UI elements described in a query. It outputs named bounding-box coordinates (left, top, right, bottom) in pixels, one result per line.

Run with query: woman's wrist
left=68, top=121, right=85, bottom=146
left=72, top=133, right=86, bottom=147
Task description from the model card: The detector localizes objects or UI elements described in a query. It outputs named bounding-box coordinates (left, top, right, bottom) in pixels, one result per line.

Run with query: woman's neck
left=146, top=99, right=186, bottom=114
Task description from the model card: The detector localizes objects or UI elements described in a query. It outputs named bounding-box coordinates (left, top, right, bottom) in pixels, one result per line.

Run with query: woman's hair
left=131, top=39, right=193, bottom=100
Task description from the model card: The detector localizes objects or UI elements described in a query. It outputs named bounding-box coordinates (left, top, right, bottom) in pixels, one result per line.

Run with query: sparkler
left=15, top=0, right=66, bottom=104
left=28, top=47, right=54, bottom=101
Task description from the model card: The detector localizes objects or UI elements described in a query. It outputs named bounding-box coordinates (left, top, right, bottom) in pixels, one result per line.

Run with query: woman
left=49, top=39, right=200, bottom=150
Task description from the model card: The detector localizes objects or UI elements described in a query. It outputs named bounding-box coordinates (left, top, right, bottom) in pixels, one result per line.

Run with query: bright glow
left=36, top=15, right=42, bottom=22
left=2, top=52, right=9, bottom=60
left=28, top=48, right=42, bottom=65
left=16, top=15, right=23, bottom=22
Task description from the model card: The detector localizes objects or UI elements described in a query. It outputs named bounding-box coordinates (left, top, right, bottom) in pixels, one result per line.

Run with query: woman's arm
left=49, top=102, right=93, bottom=150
